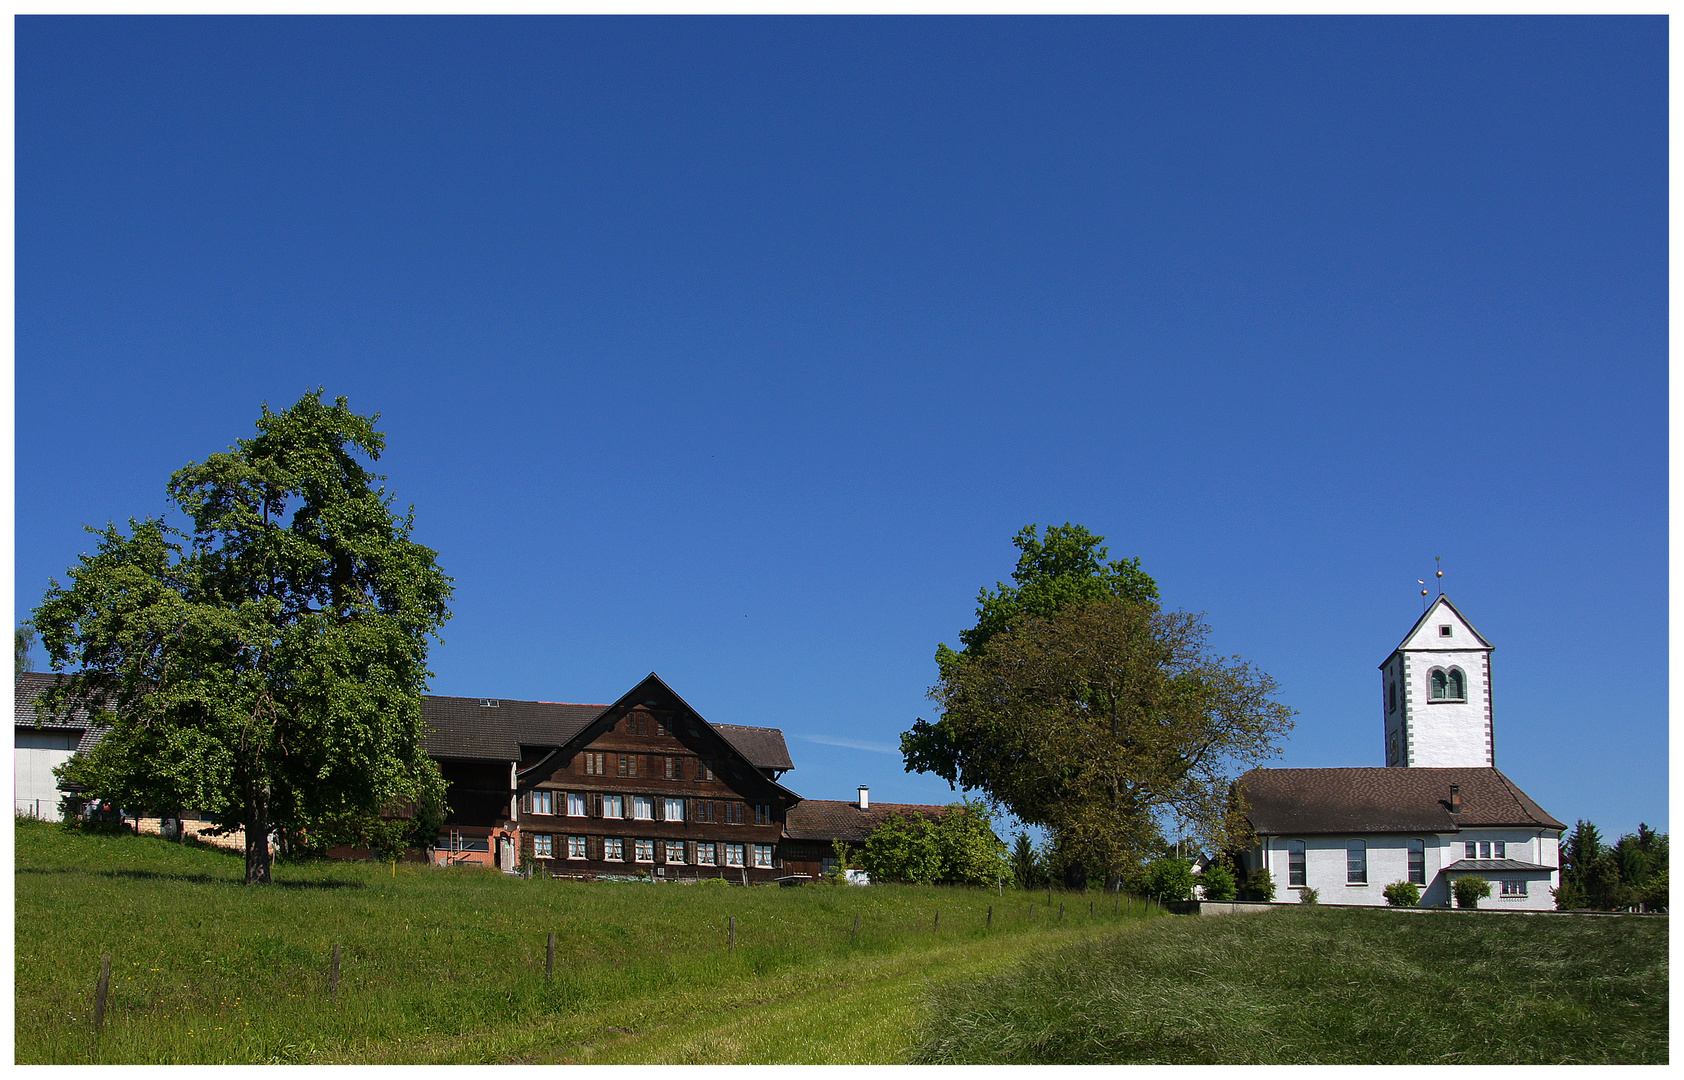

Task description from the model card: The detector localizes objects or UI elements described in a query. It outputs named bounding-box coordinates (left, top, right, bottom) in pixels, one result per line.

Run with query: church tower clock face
left=1380, top=595, right=1494, bottom=768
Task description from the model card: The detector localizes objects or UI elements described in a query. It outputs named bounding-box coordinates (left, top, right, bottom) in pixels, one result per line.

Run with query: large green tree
left=903, top=525, right=1292, bottom=887
left=35, top=391, right=452, bottom=884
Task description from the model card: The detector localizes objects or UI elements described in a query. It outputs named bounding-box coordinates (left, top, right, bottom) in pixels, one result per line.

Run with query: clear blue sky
left=16, top=16, right=1666, bottom=841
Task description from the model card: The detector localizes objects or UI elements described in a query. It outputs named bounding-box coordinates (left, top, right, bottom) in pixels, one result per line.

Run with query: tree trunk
left=246, top=782, right=273, bottom=884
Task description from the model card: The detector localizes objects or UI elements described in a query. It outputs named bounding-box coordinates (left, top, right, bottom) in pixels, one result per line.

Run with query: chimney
left=1449, top=784, right=1462, bottom=815
left=858, top=786, right=870, bottom=811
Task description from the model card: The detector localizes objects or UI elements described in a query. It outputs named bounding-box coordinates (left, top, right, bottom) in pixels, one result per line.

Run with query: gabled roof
left=1239, top=767, right=1564, bottom=836
left=784, top=799, right=951, bottom=844
left=1383, top=595, right=1493, bottom=664
left=15, top=672, right=110, bottom=753
left=518, top=673, right=803, bottom=803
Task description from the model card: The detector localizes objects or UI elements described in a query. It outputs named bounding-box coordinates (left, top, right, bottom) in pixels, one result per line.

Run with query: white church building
left=1237, top=596, right=1564, bottom=909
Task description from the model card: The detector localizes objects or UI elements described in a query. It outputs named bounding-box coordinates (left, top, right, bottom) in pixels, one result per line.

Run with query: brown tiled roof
left=785, top=799, right=950, bottom=844
left=420, top=695, right=603, bottom=761
left=1239, top=767, right=1565, bottom=836
left=15, top=672, right=109, bottom=752
left=715, top=723, right=794, bottom=772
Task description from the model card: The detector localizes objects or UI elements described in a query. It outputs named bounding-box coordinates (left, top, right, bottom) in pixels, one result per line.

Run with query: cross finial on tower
left=1435, top=556, right=1443, bottom=596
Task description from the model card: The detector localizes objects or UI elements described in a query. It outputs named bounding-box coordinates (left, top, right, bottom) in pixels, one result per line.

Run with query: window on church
left=1500, top=879, right=1526, bottom=896
left=1286, top=840, right=1305, bottom=887
left=1407, top=838, right=1425, bottom=885
left=1346, top=840, right=1367, bottom=884
left=1387, top=682, right=1396, bottom=713
left=1438, top=624, right=1453, bottom=637
left=1447, top=668, right=1465, bottom=700
left=1430, top=669, right=1448, bottom=700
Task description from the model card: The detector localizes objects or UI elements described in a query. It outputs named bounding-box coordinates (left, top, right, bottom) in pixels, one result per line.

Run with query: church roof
left=1239, top=766, right=1565, bottom=835
left=1382, top=594, right=1492, bottom=664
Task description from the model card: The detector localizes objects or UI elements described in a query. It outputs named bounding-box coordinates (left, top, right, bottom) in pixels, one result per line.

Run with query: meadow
left=14, top=817, right=1155, bottom=1064
left=18, top=818, right=1665, bottom=1064
left=910, top=901, right=1668, bottom=1064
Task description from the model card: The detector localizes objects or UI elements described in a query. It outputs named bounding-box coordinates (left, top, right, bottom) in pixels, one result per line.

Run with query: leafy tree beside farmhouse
left=859, top=801, right=1009, bottom=886
left=901, top=524, right=1294, bottom=890
left=36, top=391, right=453, bottom=884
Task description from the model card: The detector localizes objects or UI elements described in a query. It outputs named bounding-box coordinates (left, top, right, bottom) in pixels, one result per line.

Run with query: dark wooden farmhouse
left=23, top=669, right=945, bottom=881
left=421, top=672, right=808, bottom=881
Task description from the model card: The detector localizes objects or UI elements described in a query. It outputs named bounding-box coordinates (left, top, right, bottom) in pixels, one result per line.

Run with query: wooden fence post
left=851, top=914, right=859, bottom=942
left=728, top=916, right=736, bottom=950
left=546, top=931, right=555, bottom=980
left=329, top=944, right=341, bottom=997
left=932, top=911, right=939, bottom=931
left=1089, top=900, right=1094, bottom=917
left=987, top=905, right=993, bottom=928
left=91, top=953, right=112, bottom=1042
left=1059, top=902, right=1065, bottom=921
left=1029, top=902, right=1035, bottom=920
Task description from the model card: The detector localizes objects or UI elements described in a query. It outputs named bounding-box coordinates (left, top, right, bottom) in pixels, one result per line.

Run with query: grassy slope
left=14, top=818, right=1153, bottom=1064
left=910, top=903, right=1669, bottom=1064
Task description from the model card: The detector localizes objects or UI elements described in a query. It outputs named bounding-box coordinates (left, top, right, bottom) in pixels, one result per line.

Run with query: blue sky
left=15, top=16, right=1666, bottom=841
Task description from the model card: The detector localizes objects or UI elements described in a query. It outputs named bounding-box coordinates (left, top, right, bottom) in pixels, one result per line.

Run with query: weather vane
left=1435, top=556, right=1444, bottom=596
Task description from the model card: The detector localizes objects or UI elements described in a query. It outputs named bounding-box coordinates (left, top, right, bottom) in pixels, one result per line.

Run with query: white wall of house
left=1252, top=830, right=1558, bottom=910
left=15, top=728, right=80, bottom=818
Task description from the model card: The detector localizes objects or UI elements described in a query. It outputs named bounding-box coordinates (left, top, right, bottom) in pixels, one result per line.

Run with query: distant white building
left=14, top=673, right=102, bottom=819
left=1238, top=596, right=1563, bottom=910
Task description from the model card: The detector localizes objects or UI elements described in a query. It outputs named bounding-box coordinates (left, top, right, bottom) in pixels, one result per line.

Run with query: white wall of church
left=1256, top=831, right=1557, bottom=909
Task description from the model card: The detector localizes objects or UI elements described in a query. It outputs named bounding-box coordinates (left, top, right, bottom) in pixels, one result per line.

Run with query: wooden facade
left=422, top=673, right=803, bottom=881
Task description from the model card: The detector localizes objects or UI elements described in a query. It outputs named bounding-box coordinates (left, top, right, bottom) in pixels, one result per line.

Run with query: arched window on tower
left=1447, top=668, right=1465, bottom=700
left=1429, top=668, right=1448, bottom=700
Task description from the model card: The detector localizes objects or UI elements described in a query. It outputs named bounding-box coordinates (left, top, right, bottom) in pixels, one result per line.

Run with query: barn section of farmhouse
left=15, top=670, right=931, bottom=880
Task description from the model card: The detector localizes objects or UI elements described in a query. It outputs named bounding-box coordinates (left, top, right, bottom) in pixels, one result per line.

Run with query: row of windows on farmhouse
left=578, top=752, right=731, bottom=781
left=1281, top=839, right=1526, bottom=892
left=522, top=835, right=777, bottom=867
left=523, top=790, right=777, bottom=825
left=1386, top=667, right=1469, bottom=713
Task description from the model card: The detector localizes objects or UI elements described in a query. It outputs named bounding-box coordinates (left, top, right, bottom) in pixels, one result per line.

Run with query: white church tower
left=1379, top=594, right=1494, bottom=768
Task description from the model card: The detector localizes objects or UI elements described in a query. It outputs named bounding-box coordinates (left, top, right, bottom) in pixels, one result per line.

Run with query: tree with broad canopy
left=35, top=391, right=452, bottom=884
left=902, top=524, right=1293, bottom=889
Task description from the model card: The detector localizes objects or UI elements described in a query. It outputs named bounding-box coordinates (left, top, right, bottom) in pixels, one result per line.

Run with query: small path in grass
left=368, top=921, right=1142, bottom=1065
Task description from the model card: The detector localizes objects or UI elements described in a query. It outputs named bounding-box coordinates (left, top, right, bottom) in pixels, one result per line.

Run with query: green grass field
left=910, top=902, right=1669, bottom=1064
left=14, top=817, right=1155, bottom=1064
left=17, top=818, right=1666, bottom=1064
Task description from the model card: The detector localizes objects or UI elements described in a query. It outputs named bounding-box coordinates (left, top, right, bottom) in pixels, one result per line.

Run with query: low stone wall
left=134, top=816, right=256, bottom=855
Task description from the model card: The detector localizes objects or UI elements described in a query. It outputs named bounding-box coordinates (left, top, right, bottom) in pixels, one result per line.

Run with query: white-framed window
left=604, top=838, right=625, bottom=861
left=664, top=797, right=686, bottom=822
left=634, top=796, right=654, bottom=820
left=1479, top=841, right=1491, bottom=859
left=1408, top=838, right=1426, bottom=885
left=695, top=842, right=717, bottom=865
left=567, top=835, right=586, bottom=859
left=753, top=844, right=774, bottom=868
left=635, top=839, right=655, bottom=862
left=1430, top=667, right=1466, bottom=701
left=531, top=790, right=554, bottom=816
left=1286, top=840, right=1306, bottom=887
left=1438, top=624, right=1452, bottom=637
left=725, top=843, right=745, bottom=866
left=1346, top=839, right=1367, bottom=884
left=567, top=792, right=587, bottom=817
left=1493, top=841, right=1506, bottom=859
left=1500, top=879, right=1527, bottom=896
left=1465, top=841, right=1478, bottom=859
left=533, top=834, right=553, bottom=858
left=602, top=795, right=625, bottom=819
left=665, top=840, right=686, bottom=864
